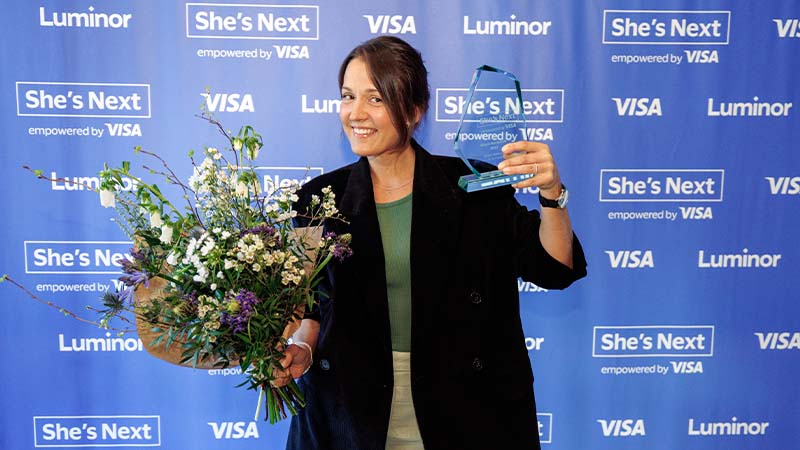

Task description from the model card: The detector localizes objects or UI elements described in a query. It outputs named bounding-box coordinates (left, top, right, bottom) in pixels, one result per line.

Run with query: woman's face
left=339, top=57, right=403, bottom=158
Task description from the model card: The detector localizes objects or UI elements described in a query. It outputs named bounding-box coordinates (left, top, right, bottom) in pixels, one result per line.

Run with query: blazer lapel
left=409, top=143, right=464, bottom=353
left=338, top=158, right=393, bottom=356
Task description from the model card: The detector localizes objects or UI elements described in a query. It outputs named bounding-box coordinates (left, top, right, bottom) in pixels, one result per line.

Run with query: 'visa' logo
left=105, top=123, right=141, bottom=137
left=207, top=422, right=258, bottom=439
left=519, top=128, right=554, bottom=141
left=273, top=45, right=309, bottom=59
left=201, top=93, right=255, bottom=112
left=679, top=206, right=713, bottom=220
left=765, top=177, right=800, bottom=195
left=363, top=15, right=416, bottom=34
left=597, top=419, right=646, bottom=437
left=684, top=50, right=719, bottom=63
left=755, top=332, right=800, bottom=350
left=605, top=250, right=654, bottom=268
left=612, top=98, right=662, bottom=116
left=774, top=19, right=800, bottom=38
left=671, top=360, right=704, bottom=373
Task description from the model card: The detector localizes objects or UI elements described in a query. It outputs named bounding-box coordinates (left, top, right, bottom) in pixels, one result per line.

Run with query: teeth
left=352, top=127, right=375, bottom=136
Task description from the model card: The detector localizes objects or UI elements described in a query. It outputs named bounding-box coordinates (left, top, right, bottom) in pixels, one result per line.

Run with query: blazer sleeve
left=509, top=196, right=587, bottom=289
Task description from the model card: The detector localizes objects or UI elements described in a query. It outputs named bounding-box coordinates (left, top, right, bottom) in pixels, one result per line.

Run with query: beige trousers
left=385, top=351, right=424, bottom=449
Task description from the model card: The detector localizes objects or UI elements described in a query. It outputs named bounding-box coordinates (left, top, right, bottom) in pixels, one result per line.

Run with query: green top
left=375, top=193, right=413, bottom=352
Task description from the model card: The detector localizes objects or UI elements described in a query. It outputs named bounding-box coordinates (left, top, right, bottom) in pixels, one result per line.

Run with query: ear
left=412, top=107, right=422, bottom=126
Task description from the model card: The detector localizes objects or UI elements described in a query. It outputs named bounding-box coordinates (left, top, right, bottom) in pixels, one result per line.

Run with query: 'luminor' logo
left=59, top=332, right=143, bottom=352
left=688, top=417, right=769, bottom=436
left=39, top=6, right=132, bottom=28
left=464, top=15, right=552, bottom=36
left=301, top=95, right=341, bottom=114
left=697, top=249, right=782, bottom=268
left=707, top=97, right=792, bottom=117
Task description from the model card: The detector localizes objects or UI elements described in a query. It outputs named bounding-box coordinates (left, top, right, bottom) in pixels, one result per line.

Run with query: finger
left=502, top=159, right=552, bottom=175
left=271, top=377, right=288, bottom=388
left=501, top=141, right=550, bottom=156
left=498, top=151, right=553, bottom=172
left=513, top=173, right=555, bottom=190
left=281, top=345, right=302, bottom=368
left=501, top=163, right=539, bottom=175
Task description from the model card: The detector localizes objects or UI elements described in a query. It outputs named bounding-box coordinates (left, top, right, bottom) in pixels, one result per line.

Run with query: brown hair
left=338, top=36, right=430, bottom=147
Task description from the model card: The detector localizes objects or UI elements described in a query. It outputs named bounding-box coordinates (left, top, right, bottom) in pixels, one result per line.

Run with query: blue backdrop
left=1, top=1, right=798, bottom=449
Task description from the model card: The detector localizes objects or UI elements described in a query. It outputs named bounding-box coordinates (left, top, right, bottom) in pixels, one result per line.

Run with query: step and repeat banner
left=1, top=1, right=798, bottom=449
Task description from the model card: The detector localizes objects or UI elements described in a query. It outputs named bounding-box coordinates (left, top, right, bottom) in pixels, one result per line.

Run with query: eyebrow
left=341, top=86, right=381, bottom=95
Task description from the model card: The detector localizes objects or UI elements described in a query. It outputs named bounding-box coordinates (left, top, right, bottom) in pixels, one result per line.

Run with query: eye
left=341, top=92, right=354, bottom=101
left=369, top=96, right=383, bottom=104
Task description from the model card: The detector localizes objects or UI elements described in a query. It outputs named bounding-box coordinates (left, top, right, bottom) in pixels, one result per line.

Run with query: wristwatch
left=539, top=184, right=568, bottom=209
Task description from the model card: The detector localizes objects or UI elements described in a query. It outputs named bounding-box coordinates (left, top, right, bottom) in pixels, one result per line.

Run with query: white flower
left=200, top=238, right=215, bottom=256
left=159, top=225, right=173, bottom=244
left=166, top=252, right=179, bottom=265
left=236, top=182, right=248, bottom=198
left=246, top=143, right=261, bottom=160
left=233, top=139, right=243, bottom=151
left=251, top=179, right=262, bottom=196
left=210, top=283, right=217, bottom=291
left=99, top=189, right=115, bottom=208
left=150, top=211, right=164, bottom=228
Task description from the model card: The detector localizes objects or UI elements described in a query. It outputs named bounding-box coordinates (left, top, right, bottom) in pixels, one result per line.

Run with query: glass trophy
left=453, top=65, right=533, bottom=192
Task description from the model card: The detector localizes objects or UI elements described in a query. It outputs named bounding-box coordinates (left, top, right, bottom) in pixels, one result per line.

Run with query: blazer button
left=470, top=291, right=482, bottom=304
left=472, top=357, right=483, bottom=371
left=319, top=358, right=330, bottom=371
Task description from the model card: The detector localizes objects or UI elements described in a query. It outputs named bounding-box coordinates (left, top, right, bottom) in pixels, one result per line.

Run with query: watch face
left=557, top=189, right=569, bottom=208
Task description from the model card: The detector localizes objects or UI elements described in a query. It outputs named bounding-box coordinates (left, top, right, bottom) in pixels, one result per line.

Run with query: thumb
left=280, top=347, right=297, bottom=369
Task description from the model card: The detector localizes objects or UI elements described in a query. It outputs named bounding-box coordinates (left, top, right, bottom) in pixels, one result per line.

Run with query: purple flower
left=332, top=242, right=353, bottom=261
left=325, top=232, right=352, bottom=262
left=118, top=286, right=135, bottom=305
left=119, top=270, right=149, bottom=288
left=220, top=289, right=261, bottom=333
left=119, top=249, right=150, bottom=288
left=242, top=224, right=275, bottom=237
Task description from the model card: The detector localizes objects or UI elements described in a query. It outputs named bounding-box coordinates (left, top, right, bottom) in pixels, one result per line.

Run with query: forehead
left=342, top=58, right=377, bottom=90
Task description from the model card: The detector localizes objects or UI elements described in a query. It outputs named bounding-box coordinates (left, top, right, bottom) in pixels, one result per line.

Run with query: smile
left=352, top=127, right=376, bottom=137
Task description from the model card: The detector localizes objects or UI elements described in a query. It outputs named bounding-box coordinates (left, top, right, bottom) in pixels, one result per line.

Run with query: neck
left=368, top=143, right=415, bottom=187
left=369, top=143, right=416, bottom=203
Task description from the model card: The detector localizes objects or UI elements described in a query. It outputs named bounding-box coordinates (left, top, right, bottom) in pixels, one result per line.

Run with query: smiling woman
left=273, top=36, right=587, bottom=450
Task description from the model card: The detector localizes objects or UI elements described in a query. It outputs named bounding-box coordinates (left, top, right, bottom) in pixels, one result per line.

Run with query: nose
left=348, top=98, right=368, bottom=122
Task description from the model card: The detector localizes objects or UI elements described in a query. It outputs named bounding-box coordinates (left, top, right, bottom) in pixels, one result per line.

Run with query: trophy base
left=458, top=170, right=534, bottom=192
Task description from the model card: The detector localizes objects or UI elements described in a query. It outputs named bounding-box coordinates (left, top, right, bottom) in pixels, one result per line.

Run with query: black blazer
left=287, top=141, right=587, bottom=450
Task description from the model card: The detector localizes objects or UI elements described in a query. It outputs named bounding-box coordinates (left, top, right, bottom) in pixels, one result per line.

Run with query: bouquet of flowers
left=13, top=116, right=350, bottom=423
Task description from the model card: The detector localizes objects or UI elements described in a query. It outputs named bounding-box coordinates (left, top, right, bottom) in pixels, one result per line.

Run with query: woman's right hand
left=270, top=343, right=312, bottom=387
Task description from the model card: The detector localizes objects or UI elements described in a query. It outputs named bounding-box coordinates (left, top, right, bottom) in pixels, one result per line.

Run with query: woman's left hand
left=497, top=141, right=562, bottom=198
